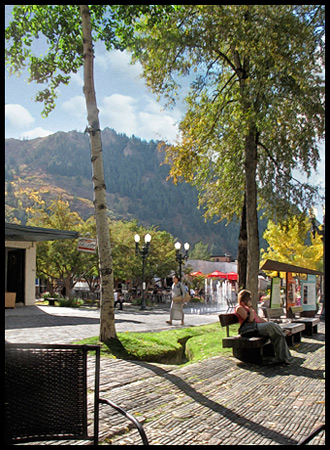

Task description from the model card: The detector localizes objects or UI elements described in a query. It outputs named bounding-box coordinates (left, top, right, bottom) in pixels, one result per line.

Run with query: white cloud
left=96, top=48, right=142, bottom=79
left=5, top=104, right=35, bottom=129
left=100, top=94, right=138, bottom=136
left=137, top=111, right=179, bottom=142
left=98, top=93, right=180, bottom=142
left=20, top=127, right=55, bottom=140
left=5, top=104, right=55, bottom=140
left=62, top=96, right=86, bottom=119
left=69, top=71, right=84, bottom=88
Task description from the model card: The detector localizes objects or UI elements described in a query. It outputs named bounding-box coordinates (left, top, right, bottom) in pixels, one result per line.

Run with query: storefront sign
left=300, top=274, right=317, bottom=311
left=286, top=272, right=296, bottom=308
left=270, top=277, right=281, bottom=308
left=77, top=237, right=97, bottom=253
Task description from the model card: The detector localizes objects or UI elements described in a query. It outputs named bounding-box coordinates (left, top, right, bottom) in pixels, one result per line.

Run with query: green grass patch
left=75, top=322, right=240, bottom=366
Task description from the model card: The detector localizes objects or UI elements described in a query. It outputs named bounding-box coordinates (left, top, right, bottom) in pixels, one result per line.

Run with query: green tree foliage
left=127, top=5, right=325, bottom=306
left=27, top=198, right=97, bottom=298
left=189, top=241, right=211, bottom=261
left=25, top=195, right=178, bottom=294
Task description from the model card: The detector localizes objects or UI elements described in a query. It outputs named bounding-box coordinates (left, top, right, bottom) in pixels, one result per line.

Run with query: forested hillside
left=5, top=128, right=267, bottom=255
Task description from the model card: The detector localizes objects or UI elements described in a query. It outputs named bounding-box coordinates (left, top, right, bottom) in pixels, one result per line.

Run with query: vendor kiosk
left=261, top=259, right=322, bottom=317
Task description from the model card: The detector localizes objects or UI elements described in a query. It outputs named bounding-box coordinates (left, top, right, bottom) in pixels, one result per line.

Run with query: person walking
left=235, top=289, right=292, bottom=365
left=166, top=275, right=186, bottom=325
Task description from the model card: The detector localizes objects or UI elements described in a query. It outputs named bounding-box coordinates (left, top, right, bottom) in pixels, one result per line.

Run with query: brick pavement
left=5, top=306, right=325, bottom=445
left=92, top=321, right=325, bottom=445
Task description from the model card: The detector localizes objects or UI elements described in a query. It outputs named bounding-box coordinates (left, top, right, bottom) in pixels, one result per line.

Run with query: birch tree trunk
left=80, top=5, right=116, bottom=341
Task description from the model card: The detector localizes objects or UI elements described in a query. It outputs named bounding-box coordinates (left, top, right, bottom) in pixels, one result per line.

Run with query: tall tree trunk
left=244, top=125, right=259, bottom=309
left=80, top=5, right=116, bottom=341
left=233, top=32, right=260, bottom=307
left=237, top=192, right=247, bottom=290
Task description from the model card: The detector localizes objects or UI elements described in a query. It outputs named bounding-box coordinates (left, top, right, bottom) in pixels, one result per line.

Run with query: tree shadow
left=5, top=306, right=142, bottom=330
left=236, top=356, right=325, bottom=380
left=129, top=360, right=299, bottom=445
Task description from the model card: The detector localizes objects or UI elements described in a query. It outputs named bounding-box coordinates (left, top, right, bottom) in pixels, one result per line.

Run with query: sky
left=5, top=5, right=325, bottom=221
left=5, top=6, right=183, bottom=144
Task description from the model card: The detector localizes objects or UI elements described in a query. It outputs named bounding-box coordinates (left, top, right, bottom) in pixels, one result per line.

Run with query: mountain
left=5, top=128, right=268, bottom=255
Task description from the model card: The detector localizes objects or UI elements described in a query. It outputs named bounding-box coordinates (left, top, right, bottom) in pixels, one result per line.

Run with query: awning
left=260, top=259, right=323, bottom=276
left=207, top=270, right=226, bottom=278
left=226, top=272, right=238, bottom=280
left=5, top=223, right=79, bottom=242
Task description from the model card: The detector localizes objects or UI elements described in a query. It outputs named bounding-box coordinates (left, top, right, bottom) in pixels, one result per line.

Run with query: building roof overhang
left=5, top=223, right=79, bottom=242
left=260, top=259, right=323, bottom=276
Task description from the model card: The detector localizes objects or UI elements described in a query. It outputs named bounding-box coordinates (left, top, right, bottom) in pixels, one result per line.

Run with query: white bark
left=80, top=5, right=116, bottom=340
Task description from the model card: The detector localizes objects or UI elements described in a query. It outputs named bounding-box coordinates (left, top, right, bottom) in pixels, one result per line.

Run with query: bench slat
left=279, top=322, right=306, bottom=333
left=223, top=335, right=270, bottom=349
left=219, top=313, right=238, bottom=327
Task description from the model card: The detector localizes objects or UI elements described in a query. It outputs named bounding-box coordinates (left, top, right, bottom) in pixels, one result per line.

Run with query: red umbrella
left=207, top=270, right=226, bottom=278
left=190, top=271, right=204, bottom=277
left=226, top=272, right=238, bottom=281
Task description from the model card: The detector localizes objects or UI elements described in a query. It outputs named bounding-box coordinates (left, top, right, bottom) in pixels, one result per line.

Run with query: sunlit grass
left=75, top=322, right=239, bottom=365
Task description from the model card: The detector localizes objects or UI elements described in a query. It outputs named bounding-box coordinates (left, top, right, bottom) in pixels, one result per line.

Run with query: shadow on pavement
left=5, top=307, right=143, bottom=330
left=129, top=360, right=299, bottom=445
left=237, top=356, right=325, bottom=380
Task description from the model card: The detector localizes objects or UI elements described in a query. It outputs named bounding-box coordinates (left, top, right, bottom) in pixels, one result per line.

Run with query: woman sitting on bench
left=235, top=289, right=292, bottom=365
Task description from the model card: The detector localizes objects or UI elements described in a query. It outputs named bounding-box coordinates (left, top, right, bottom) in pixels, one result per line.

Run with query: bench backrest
left=219, top=313, right=238, bottom=337
left=290, top=306, right=303, bottom=315
left=219, top=313, right=238, bottom=327
left=265, top=308, right=286, bottom=319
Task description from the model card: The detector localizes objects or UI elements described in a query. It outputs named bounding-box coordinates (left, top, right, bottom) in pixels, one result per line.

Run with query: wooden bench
left=290, top=306, right=320, bottom=336
left=264, top=308, right=306, bottom=346
left=264, top=307, right=286, bottom=322
left=219, top=313, right=305, bottom=364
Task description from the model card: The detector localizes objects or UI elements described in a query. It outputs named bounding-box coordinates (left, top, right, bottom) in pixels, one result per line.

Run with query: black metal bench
left=219, top=313, right=305, bottom=364
left=290, top=306, right=320, bottom=336
left=5, top=343, right=148, bottom=445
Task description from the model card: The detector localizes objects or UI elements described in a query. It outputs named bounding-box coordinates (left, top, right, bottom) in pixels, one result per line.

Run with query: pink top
left=235, top=304, right=262, bottom=324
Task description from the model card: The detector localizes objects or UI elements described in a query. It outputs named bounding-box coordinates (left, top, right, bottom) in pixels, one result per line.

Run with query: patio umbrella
left=207, top=270, right=226, bottom=278
left=190, top=271, right=204, bottom=277
left=226, top=272, right=238, bottom=281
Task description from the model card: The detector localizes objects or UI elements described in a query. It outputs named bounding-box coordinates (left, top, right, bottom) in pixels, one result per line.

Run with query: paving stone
left=5, top=306, right=325, bottom=445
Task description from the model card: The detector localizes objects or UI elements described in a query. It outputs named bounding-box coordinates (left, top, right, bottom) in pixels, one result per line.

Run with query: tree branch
left=258, top=141, right=320, bottom=196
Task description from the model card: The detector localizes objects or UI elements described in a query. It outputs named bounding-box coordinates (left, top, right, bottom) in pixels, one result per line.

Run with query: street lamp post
left=134, top=233, right=152, bottom=310
left=309, top=206, right=325, bottom=319
left=175, top=241, right=190, bottom=279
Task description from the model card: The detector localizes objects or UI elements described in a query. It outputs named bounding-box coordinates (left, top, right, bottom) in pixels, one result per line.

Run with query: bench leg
left=285, top=332, right=301, bottom=347
left=262, top=342, right=275, bottom=357
left=302, top=325, right=313, bottom=336
left=293, top=332, right=301, bottom=345
left=301, top=323, right=318, bottom=336
left=233, top=347, right=263, bottom=365
left=285, top=335, right=293, bottom=347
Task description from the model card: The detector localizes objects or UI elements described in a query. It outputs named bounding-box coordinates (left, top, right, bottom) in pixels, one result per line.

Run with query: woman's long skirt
left=170, top=301, right=184, bottom=321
